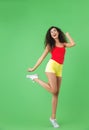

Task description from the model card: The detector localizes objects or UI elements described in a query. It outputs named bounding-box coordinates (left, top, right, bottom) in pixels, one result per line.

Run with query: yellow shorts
left=45, top=59, right=63, bottom=77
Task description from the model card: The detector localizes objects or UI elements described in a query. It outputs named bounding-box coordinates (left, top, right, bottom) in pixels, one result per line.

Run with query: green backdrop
left=0, top=0, right=89, bottom=130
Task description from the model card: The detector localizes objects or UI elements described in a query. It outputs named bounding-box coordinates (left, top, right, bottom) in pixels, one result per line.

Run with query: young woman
left=26, top=26, right=76, bottom=128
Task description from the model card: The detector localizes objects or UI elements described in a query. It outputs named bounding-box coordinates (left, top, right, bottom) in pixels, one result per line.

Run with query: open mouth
left=53, top=34, right=56, bottom=37
left=53, top=34, right=57, bottom=38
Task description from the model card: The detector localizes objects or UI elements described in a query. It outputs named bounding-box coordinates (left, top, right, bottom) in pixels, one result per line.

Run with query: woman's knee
left=52, top=88, right=59, bottom=95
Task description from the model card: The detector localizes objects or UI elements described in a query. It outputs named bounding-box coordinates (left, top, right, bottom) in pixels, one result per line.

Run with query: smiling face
left=50, top=28, right=59, bottom=40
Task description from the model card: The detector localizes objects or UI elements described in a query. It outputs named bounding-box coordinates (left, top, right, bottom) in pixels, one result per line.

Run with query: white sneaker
left=26, top=74, right=38, bottom=81
left=50, top=118, right=60, bottom=128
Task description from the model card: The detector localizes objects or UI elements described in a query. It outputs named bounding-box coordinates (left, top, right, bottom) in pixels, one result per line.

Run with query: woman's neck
left=54, top=39, right=64, bottom=47
left=55, top=39, right=61, bottom=45
left=55, top=38, right=59, bottom=43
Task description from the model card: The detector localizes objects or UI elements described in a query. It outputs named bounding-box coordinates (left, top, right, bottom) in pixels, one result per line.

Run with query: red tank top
left=51, top=46, right=66, bottom=64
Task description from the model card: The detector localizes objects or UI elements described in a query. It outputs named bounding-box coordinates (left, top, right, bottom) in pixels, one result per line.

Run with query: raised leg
left=34, top=72, right=58, bottom=94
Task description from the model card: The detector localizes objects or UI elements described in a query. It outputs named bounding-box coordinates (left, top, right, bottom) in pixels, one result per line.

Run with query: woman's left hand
left=65, top=32, right=69, bottom=36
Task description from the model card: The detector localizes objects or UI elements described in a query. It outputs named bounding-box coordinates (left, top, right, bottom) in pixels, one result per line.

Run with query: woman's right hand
left=28, top=68, right=34, bottom=72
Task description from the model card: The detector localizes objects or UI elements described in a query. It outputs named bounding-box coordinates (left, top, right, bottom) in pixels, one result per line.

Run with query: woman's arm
left=28, top=45, right=50, bottom=72
left=64, top=32, right=76, bottom=48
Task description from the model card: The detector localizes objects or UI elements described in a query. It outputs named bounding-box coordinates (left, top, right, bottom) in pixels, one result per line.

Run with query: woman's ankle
left=51, top=114, right=56, bottom=119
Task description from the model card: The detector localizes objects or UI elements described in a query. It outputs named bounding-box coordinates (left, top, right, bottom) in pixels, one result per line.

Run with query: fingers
left=28, top=68, right=33, bottom=72
left=65, top=32, right=69, bottom=36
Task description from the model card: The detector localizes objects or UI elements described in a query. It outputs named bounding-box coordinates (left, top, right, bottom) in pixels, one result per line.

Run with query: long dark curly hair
left=44, top=26, right=67, bottom=49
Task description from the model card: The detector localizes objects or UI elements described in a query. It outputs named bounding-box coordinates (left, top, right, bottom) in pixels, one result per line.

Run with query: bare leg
left=51, top=77, right=62, bottom=119
left=34, top=73, right=62, bottom=120
left=34, top=72, right=58, bottom=94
